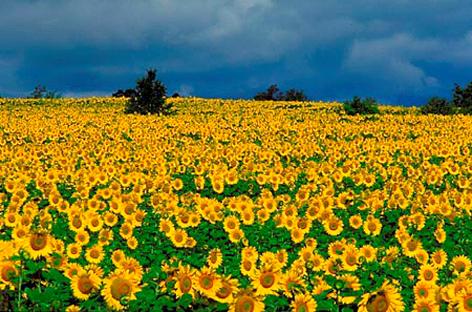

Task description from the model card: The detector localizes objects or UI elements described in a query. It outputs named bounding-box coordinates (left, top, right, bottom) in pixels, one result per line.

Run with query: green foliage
left=343, top=96, right=379, bottom=115
left=124, top=69, right=171, bottom=115
left=254, top=84, right=308, bottom=101
left=452, top=81, right=472, bottom=113
left=420, top=97, right=454, bottom=115
left=28, top=85, right=61, bottom=99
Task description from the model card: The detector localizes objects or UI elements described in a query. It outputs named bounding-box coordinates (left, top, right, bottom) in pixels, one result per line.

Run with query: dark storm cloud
left=0, top=0, right=471, bottom=104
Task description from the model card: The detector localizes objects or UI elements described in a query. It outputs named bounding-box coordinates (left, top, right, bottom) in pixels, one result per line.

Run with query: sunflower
left=291, top=292, right=317, bottom=312
left=87, top=215, right=104, bottom=232
left=67, top=243, right=82, bottom=259
left=240, top=258, right=257, bottom=277
left=170, top=229, right=188, bottom=248
left=430, top=249, right=447, bottom=269
left=291, top=227, right=305, bottom=243
left=358, top=281, right=405, bottom=312
left=413, top=300, right=439, bottom=312
left=85, top=245, right=104, bottom=264
left=342, top=247, right=359, bottom=271
left=193, top=267, right=222, bottom=298
left=25, top=232, right=53, bottom=260
left=402, top=238, right=423, bottom=258
left=363, top=215, right=382, bottom=236
left=104, top=212, right=118, bottom=227
left=323, top=216, right=344, bottom=236
left=251, top=267, right=282, bottom=297
left=451, top=255, right=471, bottom=276
left=118, top=257, right=144, bottom=280
left=75, top=229, right=90, bottom=246
left=419, top=264, right=438, bottom=284
left=207, top=248, right=223, bottom=269
left=349, top=214, right=363, bottom=229
left=414, top=280, right=437, bottom=301
left=213, top=276, right=239, bottom=304
left=229, top=289, right=265, bottom=312
left=360, top=245, right=377, bottom=263
left=111, top=250, right=126, bottom=267
left=281, top=270, right=306, bottom=298
left=71, top=270, right=101, bottom=300
left=65, top=263, right=85, bottom=280
left=119, top=222, right=134, bottom=240
left=173, top=263, right=197, bottom=298
left=228, top=228, right=245, bottom=243
left=456, top=290, right=472, bottom=311
left=102, top=270, right=141, bottom=311
left=0, top=261, right=18, bottom=289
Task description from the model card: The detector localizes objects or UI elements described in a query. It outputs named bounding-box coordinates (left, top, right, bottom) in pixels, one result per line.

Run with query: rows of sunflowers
left=0, top=97, right=471, bottom=311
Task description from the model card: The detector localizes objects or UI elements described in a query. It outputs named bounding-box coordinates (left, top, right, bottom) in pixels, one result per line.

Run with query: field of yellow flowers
left=0, top=97, right=471, bottom=311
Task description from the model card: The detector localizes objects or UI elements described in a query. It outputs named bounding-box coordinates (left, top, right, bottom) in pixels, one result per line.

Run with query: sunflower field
left=0, top=97, right=471, bottom=312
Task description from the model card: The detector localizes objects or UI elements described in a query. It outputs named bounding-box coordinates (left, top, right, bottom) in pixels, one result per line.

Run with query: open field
left=0, top=98, right=471, bottom=311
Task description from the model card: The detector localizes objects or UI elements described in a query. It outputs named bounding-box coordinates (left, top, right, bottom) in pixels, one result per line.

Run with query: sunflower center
left=243, top=260, right=252, bottom=271
left=329, top=221, right=338, bottom=230
left=423, top=270, right=434, bottom=281
left=418, top=288, right=428, bottom=297
left=296, top=303, right=309, bottom=312
left=30, top=233, right=47, bottom=251
left=236, top=296, right=255, bottom=312
left=346, top=254, right=357, bottom=266
left=1, top=266, right=17, bottom=281
left=216, top=284, right=231, bottom=299
left=200, top=274, right=213, bottom=290
left=260, top=272, right=275, bottom=288
left=407, top=240, right=417, bottom=251
left=90, top=249, right=100, bottom=258
left=464, top=295, right=472, bottom=310
left=179, top=275, right=192, bottom=293
left=78, top=276, right=94, bottom=294
left=368, top=294, right=389, bottom=312
left=368, top=222, right=377, bottom=232
left=175, top=233, right=184, bottom=243
left=110, top=277, right=132, bottom=300
left=419, top=306, right=431, bottom=312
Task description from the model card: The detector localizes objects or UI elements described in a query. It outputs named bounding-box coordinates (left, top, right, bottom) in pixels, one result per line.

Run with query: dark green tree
left=452, top=82, right=472, bottom=113
left=280, top=88, right=308, bottom=101
left=420, top=97, right=454, bottom=115
left=343, top=96, right=379, bottom=115
left=29, top=84, right=61, bottom=99
left=125, top=69, right=171, bottom=115
left=254, top=84, right=283, bottom=101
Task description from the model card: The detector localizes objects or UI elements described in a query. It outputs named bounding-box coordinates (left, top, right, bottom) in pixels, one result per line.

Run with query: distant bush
left=343, top=96, right=379, bottom=115
left=112, top=88, right=136, bottom=98
left=171, top=92, right=181, bottom=98
left=420, top=97, right=454, bottom=115
left=420, top=81, right=472, bottom=115
left=124, top=69, right=172, bottom=115
left=254, top=84, right=308, bottom=101
left=29, top=85, right=61, bottom=99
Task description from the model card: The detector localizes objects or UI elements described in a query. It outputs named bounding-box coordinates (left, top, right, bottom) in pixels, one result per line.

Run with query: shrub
left=112, top=88, right=136, bottom=98
left=343, top=96, right=379, bottom=115
left=420, top=97, right=454, bottom=115
left=254, top=84, right=308, bottom=101
left=29, top=85, right=61, bottom=99
left=280, top=88, right=308, bottom=101
left=124, top=69, right=171, bottom=115
left=452, top=82, right=472, bottom=114
left=254, top=84, right=282, bottom=101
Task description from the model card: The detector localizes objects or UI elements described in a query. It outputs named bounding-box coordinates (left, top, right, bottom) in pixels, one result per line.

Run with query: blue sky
left=1, top=0, right=471, bottom=105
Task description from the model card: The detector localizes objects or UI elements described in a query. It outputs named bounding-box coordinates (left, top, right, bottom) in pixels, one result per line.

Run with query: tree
left=124, top=69, right=171, bottom=115
left=420, top=97, right=453, bottom=115
left=452, top=82, right=472, bottom=113
left=29, top=84, right=61, bottom=99
left=343, top=96, right=379, bottom=115
left=254, top=84, right=283, bottom=101
left=280, top=88, right=308, bottom=101
left=112, top=88, right=136, bottom=98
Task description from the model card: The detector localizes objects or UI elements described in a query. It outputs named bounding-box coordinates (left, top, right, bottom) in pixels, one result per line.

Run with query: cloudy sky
left=1, top=0, right=471, bottom=105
